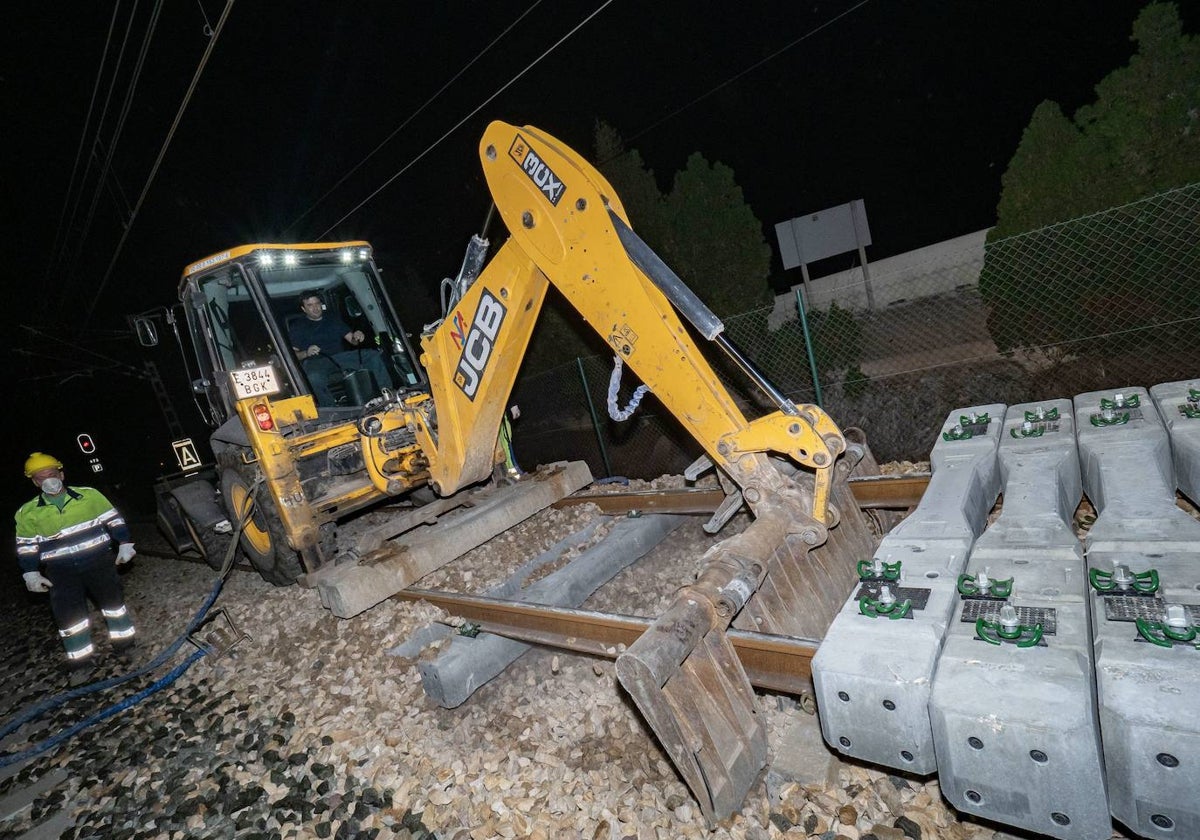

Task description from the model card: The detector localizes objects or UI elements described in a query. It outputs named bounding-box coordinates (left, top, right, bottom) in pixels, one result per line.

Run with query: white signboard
left=775, top=199, right=871, bottom=270
left=172, top=438, right=203, bottom=472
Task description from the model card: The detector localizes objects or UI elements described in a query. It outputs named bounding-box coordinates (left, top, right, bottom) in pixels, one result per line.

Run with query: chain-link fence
left=510, top=183, right=1200, bottom=478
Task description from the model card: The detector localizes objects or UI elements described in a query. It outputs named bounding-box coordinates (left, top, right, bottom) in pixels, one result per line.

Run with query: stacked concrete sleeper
left=1078, top=383, right=1199, bottom=840
left=811, top=381, right=1199, bottom=840
left=929, top=399, right=1108, bottom=840
left=812, top=402, right=1006, bottom=773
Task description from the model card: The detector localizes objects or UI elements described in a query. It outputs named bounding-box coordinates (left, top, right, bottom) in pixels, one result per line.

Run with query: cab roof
left=181, top=241, right=371, bottom=279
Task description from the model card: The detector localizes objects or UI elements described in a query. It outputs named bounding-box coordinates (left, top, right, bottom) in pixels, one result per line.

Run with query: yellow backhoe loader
left=135, top=121, right=876, bottom=824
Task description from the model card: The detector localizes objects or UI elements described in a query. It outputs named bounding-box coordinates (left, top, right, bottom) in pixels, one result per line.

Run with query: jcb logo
left=454, top=290, right=507, bottom=400
left=509, top=135, right=565, bottom=206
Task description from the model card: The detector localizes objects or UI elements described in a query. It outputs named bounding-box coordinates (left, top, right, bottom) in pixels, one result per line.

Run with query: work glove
left=116, top=543, right=137, bottom=565
left=23, top=571, right=53, bottom=593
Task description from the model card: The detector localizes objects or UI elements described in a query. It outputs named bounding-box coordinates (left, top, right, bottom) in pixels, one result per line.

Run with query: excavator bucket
left=732, top=452, right=875, bottom=638
left=617, top=458, right=869, bottom=826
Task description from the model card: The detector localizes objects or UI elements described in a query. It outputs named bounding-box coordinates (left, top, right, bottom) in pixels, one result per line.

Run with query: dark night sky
left=2, top=0, right=1173, bottom=517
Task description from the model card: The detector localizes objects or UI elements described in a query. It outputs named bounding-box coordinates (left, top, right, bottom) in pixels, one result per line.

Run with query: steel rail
left=397, top=588, right=820, bottom=695
left=552, top=473, right=930, bottom=515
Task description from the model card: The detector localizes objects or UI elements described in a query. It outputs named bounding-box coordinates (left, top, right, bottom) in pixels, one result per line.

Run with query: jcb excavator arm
left=417, top=121, right=859, bottom=826
left=418, top=121, right=844, bottom=521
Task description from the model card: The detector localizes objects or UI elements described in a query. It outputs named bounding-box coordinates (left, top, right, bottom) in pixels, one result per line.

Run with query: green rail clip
left=859, top=586, right=912, bottom=620
left=1024, top=406, right=1059, bottom=422
left=976, top=605, right=1043, bottom=647
left=1100, top=393, right=1140, bottom=410
left=857, top=558, right=902, bottom=582
left=1089, top=565, right=1160, bottom=595
left=1136, top=605, right=1198, bottom=649
left=1091, top=408, right=1130, bottom=427
left=957, top=572, right=1014, bottom=599
left=1011, top=421, right=1045, bottom=439
left=943, top=424, right=973, bottom=442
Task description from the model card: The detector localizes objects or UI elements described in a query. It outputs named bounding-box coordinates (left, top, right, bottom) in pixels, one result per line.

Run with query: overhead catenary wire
left=618, top=0, right=871, bottom=150
left=317, top=0, right=618, bottom=239
left=60, top=0, right=166, bottom=309
left=83, top=0, right=236, bottom=325
left=14, top=324, right=151, bottom=383
left=47, top=0, right=142, bottom=300
left=319, top=0, right=869, bottom=236
left=285, top=0, right=547, bottom=237
left=45, top=0, right=124, bottom=290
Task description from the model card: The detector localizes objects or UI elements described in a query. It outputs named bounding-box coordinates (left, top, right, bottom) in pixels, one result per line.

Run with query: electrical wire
left=317, top=0, right=618, bottom=239
left=319, top=0, right=868, bottom=234
left=285, top=0, right=546, bottom=237
left=45, top=0, right=123, bottom=289
left=62, top=0, right=166, bottom=306
left=84, top=0, right=236, bottom=325
left=619, top=0, right=872, bottom=150
left=47, top=0, right=141, bottom=297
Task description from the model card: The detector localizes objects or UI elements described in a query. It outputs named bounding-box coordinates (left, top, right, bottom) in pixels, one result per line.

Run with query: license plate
left=230, top=365, right=281, bottom=399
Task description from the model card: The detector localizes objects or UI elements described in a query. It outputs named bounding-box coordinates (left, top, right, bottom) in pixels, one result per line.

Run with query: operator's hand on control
left=116, top=543, right=136, bottom=565
left=345, top=330, right=366, bottom=346
left=299, top=344, right=321, bottom=359
left=23, top=571, right=53, bottom=593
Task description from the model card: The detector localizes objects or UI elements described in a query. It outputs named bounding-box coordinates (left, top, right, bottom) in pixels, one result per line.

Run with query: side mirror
left=134, top=317, right=159, bottom=347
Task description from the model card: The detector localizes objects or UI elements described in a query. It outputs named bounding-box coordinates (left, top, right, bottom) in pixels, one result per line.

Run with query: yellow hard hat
left=24, top=452, right=63, bottom=477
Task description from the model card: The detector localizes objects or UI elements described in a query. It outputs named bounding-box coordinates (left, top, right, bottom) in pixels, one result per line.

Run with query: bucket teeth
left=617, top=460, right=870, bottom=825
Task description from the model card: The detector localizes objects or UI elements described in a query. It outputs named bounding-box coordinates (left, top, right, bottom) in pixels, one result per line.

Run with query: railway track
left=0, top=475, right=926, bottom=840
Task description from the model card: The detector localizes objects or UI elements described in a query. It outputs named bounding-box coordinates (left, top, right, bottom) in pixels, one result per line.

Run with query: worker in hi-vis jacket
left=15, top=452, right=137, bottom=685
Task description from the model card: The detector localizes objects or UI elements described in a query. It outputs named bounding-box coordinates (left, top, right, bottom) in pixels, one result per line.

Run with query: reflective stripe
left=108, top=626, right=136, bottom=640
left=39, top=512, right=115, bottom=542
left=59, top=618, right=91, bottom=637
left=40, top=533, right=113, bottom=560
left=101, top=605, right=128, bottom=619
left=66, top=643, right=96, bottom=660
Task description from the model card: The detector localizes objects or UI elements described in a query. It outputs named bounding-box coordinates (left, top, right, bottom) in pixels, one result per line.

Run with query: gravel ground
left=0, top=469, right=1129, bottom=840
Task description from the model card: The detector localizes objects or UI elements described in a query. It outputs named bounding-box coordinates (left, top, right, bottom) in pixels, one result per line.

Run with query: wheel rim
left=229, top=479, right=272, bottom=556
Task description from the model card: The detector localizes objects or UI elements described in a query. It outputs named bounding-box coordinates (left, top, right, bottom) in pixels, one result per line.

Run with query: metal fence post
left=577, top=357, right=613, bottom=478
left=794, top=288, right=823, bottom=408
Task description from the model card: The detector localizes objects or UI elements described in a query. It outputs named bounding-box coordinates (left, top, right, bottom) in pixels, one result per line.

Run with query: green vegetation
left=521, top=120, right=775, bottom=373
left=980, top=2, right=1200, bottom=357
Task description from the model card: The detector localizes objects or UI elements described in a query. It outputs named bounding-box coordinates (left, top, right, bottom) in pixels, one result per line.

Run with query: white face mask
left=40, top=477, right=64, bottom=495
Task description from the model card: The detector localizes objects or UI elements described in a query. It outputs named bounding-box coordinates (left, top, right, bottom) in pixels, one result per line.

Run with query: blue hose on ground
left=0, top=485, right=255, bottom=767
left=0, top=576, right=224, bottom=747
left=0, top=649, right=206, bottom=767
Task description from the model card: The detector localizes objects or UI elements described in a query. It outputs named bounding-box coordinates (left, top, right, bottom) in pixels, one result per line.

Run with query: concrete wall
left=770, top=228, right=990, bottom=327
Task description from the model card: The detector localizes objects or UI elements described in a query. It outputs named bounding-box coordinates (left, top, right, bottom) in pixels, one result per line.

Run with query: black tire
left=178, top=503, right=234, bottom=571
left=162, top=495, right=233, bottom=570
left=219, top=468, right=303, bottom=586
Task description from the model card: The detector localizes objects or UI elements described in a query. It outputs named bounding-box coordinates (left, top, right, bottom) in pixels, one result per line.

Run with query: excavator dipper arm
left=419, top=121, right=855, bottom=825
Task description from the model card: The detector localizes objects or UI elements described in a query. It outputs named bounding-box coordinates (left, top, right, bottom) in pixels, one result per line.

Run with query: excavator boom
left=416, top=122, right=865, bottom=824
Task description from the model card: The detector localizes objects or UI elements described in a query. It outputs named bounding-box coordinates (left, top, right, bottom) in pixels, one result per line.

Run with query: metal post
left=858, top=244, right=876, bottom=311
left=577, top=358, right=613, bottom=477
left=794, top=288, right=823, bottom=408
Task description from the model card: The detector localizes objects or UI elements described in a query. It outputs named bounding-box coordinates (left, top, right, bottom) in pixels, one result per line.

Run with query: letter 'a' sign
left=173, top=438, right=203, bottom=472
